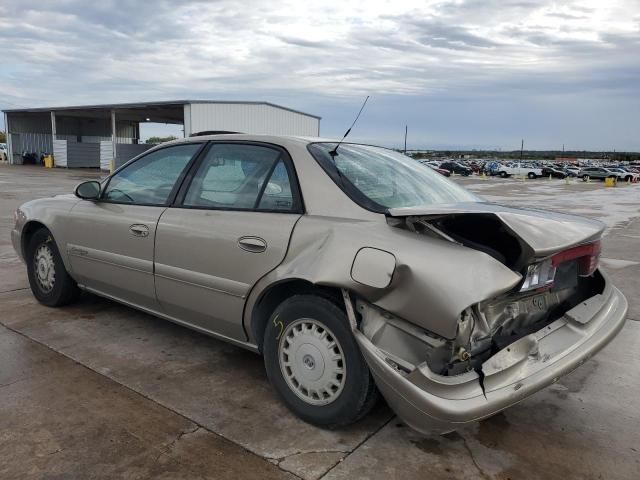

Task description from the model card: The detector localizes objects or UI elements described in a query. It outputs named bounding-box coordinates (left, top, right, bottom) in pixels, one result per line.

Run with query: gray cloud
left=0, top=0, right=639, bottom=150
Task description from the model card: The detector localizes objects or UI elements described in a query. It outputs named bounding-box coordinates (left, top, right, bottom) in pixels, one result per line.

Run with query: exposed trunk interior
left=390, top=213, right=533, bottom=270
left=369, top=213, right=607, bottom=378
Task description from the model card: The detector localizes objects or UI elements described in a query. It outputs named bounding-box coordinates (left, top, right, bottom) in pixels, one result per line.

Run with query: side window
left=183, top=144, right=294, bottom=211
left=103, top=144, right=200, bottom=205
left=258, top=160, right=294, bottom=211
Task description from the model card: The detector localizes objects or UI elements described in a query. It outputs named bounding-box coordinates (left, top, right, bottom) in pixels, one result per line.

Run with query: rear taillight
left=520, top=240, right=601, bottom=292
left=520, top=258, right=556, bottom=292
left=551, top=240, right=601, bottom=277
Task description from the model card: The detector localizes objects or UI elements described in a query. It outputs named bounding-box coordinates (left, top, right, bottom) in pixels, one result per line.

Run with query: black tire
left=582, top=174, right=589, bottom=182
left=263, top=295, right=378, bottom=428
left=500, top=171, right=508, bottom=178
left=26, top=228, right=80, bottom=307
left=528, top=172, right=537, bottom=179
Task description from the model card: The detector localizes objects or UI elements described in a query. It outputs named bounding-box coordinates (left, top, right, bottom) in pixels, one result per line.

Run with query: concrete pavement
left=1, top=164, right=638, bottom=479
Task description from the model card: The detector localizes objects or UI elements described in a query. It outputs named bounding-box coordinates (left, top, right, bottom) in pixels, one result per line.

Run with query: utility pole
left=520, top=139, right=524, bottom=162
left=403, top=125, right=407, bottom=154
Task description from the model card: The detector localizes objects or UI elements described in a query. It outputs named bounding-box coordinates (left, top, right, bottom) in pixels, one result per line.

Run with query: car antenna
left=329, top=95, right=369, bottom=157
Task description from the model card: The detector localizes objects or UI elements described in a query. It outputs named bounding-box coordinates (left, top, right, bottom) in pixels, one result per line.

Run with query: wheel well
left=21, top=221, right=49, bottom=258
left=250, top=279, right=344, bottom=353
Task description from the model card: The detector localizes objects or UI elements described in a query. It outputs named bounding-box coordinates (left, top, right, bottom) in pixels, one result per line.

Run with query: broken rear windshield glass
left=308, top=143, right=479, bottom=212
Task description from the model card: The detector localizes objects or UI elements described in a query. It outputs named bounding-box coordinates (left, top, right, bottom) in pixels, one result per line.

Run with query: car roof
left=168, top=134, right=337, bottom=149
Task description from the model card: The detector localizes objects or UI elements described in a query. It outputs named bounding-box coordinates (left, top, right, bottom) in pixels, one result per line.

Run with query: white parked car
left=497, top=162, right=543, bottom=179
left=607, top=167, right=639, bottom=182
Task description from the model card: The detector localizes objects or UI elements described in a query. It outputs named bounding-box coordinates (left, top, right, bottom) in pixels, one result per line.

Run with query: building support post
left=49, top=111, right=58, bottom=168
left=4, top=111, right=11, bottom=164
left=111, top=110, right=117, bottom=173
left=50, top=111, right=57, bottom=141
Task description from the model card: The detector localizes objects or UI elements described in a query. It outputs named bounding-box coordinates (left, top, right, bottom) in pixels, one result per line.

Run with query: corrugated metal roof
left=2, top=100, right=321, bottom=119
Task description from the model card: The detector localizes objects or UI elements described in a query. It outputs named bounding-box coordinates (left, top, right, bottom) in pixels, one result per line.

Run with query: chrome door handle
left=129, top=224, right=149, bottom=237
left=238, top=236, right=267, bottom=253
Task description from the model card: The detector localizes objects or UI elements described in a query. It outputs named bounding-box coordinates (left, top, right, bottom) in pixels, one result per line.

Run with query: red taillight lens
left=520, top=240, right=601, bottom=292
left=551, top=240, right=601, bottom=277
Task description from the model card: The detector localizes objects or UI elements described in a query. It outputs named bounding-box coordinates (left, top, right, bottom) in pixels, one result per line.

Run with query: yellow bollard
left=548, top=174, right=552, bottom=181
left=565, top=176, right=570, bottom=185
left=604, top=177, right=616, bottom=188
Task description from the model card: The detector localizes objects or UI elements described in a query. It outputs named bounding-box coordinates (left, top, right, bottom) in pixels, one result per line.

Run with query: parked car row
left=417, top=157, right=640, bottom=182
left=579, top=166, right=640, bottom=182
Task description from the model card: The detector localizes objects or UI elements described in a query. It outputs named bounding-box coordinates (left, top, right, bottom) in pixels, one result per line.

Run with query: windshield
left=308, top=143, right=479, bottom=212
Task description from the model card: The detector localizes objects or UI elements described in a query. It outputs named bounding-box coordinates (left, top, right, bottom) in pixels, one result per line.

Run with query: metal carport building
left=2, top=100, right=321, bottom=170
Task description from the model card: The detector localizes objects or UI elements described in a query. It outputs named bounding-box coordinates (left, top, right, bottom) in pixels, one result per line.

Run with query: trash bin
left=44, top=155, right=54, bottom=168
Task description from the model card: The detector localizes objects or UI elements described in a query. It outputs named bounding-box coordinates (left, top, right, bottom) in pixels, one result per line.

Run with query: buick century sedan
left=11, top=135, right=627, bottom=434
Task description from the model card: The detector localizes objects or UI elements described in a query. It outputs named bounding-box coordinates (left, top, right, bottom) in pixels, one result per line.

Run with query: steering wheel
left=106, top=188, right=134, bottom=202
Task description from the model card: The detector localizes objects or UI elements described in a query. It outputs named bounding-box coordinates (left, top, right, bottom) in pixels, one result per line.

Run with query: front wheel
left=500, top=171, right=508, bottom=178
left=26, top=229, right=80, bottom=307
left=263, top=295, right=378, bottom=428
left=528, top=172, right=537, bottom=179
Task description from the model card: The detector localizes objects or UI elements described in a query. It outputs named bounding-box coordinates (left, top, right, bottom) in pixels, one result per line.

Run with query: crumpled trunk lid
left=387, top=202, right=605, bottom=261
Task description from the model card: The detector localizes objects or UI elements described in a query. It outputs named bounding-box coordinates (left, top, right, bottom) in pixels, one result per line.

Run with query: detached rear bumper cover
left=355, top=276, right=627, bottom=434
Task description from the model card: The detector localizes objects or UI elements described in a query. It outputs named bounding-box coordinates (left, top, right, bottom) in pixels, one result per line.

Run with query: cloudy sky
left=1, top=0, right=639, bottom=150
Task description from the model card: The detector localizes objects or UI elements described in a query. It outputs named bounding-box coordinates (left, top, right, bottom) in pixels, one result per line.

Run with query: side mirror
left=74, top=181, right=101, bottom=200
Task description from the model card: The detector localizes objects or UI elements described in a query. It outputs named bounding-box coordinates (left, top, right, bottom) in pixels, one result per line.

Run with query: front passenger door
left=66, top=143, right=202, bottom=311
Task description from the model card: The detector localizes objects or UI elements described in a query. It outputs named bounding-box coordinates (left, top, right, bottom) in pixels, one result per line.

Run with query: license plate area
left=526, top=293, right=548, bottom=312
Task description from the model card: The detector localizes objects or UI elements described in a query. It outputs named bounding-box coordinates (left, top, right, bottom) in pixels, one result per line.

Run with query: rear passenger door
left=154, top=142, right=303, bottom=341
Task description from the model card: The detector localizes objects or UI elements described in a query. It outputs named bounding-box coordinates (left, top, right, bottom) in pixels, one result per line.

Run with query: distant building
left=3, top=100, right=320, bottom=169
left=555, top=156, right=578, bottom=163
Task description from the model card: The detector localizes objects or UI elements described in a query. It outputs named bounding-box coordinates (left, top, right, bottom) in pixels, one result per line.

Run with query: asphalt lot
left=0, top=164, right=638, bottom=480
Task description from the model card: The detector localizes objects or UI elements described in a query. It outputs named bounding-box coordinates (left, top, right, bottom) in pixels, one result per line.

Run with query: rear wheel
left=26, top=229, right=80, bottom=307
left=582, top=174, right=589, bottom=181
left=263, top=295, right=378, bottom=428
left=500, top=171, right=508, bottom=178
left=528, top=172, right=537, bottom=179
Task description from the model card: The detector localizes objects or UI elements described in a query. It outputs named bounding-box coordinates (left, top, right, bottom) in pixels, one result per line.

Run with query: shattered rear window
left=308, top=143, right=479, bottom=212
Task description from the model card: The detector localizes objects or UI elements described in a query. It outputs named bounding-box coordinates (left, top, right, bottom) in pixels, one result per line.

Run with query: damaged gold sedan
left=11, top=135, right=627, bottom=434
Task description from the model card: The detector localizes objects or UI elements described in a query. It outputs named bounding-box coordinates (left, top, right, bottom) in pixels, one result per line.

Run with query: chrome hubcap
left=278, top=319, right=346, bottom=406
left=34, top=244, right=56, bottom=292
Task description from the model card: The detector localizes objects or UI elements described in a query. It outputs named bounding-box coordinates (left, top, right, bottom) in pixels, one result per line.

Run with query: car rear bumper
left=355, top=275, right=627, bottom=434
